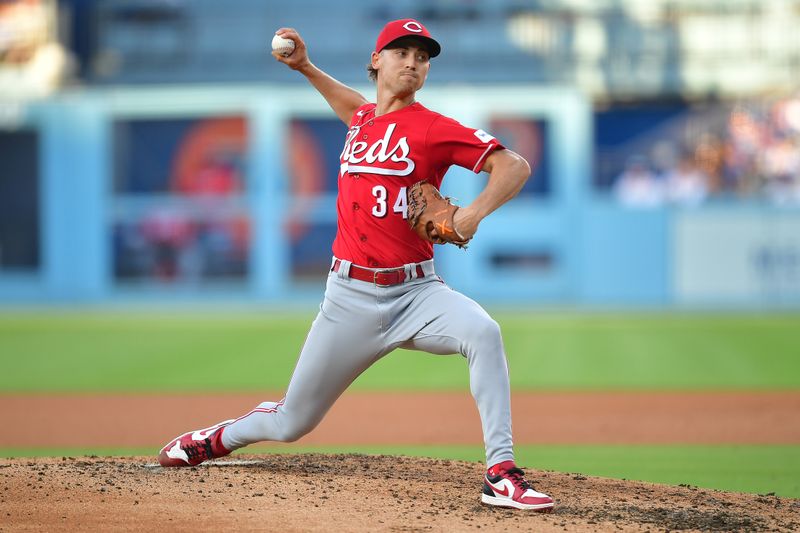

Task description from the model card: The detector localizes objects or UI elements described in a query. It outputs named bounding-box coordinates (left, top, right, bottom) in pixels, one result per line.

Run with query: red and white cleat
left=481, top=460, right=555, bottom=512
left=158, top=419, right=234, bottom=467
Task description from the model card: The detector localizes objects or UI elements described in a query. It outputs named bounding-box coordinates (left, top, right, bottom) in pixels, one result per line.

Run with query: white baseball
left=271, top=34, right=295, bottom=57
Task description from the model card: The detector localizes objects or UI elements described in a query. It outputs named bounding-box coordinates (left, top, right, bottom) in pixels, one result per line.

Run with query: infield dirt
left=2, top=391, right=799, bottom=531
left=1, top=453, right=798, bottom=532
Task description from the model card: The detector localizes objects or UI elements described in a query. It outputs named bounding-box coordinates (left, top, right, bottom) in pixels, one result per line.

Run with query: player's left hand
left=450, top=206, right=480, bottom=242
left=407, top=181, right=472, bottom=248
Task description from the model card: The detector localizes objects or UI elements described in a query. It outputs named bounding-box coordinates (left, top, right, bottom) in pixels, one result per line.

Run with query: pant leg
left=222, top=274, right=383, bottom=450
left=391, top=280, right=514, bottom=467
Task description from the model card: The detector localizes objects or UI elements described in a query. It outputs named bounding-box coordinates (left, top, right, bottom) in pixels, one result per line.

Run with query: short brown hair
left=367, top=63, right=378, bottom=82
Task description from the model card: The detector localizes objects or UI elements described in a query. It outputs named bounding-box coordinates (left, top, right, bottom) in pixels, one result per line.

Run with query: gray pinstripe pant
left=221, top=258, right=515, bottom=467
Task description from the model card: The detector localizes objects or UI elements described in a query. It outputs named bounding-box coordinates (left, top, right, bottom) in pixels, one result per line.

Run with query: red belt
left=331, top=259, right=425, bottom=286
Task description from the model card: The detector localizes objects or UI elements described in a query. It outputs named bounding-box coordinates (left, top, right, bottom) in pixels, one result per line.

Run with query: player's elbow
left=505, top=150, right=531, bottom=189
left=515, top=153, right=532, bottom=182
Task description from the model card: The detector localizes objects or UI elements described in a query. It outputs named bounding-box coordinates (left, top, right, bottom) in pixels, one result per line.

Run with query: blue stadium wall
left=1, top=85, right=798, bottom=308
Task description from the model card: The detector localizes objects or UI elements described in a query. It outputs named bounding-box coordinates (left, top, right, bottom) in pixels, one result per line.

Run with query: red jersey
left=332, top=102, right=504, bottom=268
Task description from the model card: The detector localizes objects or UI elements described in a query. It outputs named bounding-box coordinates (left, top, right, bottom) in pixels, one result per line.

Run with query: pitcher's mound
left=1, top=453, right=797, bottom=531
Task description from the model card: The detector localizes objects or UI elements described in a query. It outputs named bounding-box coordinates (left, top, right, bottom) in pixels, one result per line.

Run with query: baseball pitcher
left=158, top=18, right=554, bottom=512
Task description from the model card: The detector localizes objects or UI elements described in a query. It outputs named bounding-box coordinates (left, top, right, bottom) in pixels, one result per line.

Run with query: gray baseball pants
left=221, top=257, right=515, bottom=467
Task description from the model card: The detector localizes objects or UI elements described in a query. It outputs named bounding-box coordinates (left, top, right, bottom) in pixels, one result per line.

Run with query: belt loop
left=337, top=259, right=352, bottom=280
left=419, top=259, right=435, bottom=278
left=403, top=263, right=416, bottom=282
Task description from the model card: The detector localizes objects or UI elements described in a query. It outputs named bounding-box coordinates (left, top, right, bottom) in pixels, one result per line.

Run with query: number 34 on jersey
left=371, top=185, right=408, bottom=219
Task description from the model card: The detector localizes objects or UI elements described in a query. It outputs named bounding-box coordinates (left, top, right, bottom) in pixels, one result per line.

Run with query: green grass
left=0, top=312, right=798, bottom=391
left=2, top=444, right=797, bottom=498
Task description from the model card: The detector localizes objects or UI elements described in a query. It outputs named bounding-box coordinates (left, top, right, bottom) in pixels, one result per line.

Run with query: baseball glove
left=407, top=181, right=470, bottom=248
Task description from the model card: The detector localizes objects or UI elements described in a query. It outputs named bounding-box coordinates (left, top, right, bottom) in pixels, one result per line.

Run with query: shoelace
left=505, top=467, right=534, bottom=492
left=184, top=438, right=213, bottom=461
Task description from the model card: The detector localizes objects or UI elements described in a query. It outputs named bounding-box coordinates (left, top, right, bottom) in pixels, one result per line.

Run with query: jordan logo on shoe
left=486, top=479, right=510, bottom=497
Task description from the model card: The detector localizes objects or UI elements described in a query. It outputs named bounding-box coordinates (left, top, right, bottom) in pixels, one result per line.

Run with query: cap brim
left=384, top=35, right=441, bottom=58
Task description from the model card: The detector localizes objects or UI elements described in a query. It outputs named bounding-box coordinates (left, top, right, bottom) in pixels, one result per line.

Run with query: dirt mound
left=1, top=454, right=798, bottom=532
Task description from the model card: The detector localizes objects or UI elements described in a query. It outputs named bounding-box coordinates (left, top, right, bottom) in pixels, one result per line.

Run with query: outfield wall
left=1, top=85, right=798, bottom=308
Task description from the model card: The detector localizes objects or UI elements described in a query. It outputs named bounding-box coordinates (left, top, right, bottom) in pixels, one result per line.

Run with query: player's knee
left=462, top=316, right=503, bottom=353
left=474, top=316, right=502, bottom=341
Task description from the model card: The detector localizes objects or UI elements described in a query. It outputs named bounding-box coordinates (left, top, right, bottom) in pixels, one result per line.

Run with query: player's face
left=372, top=42, right=430, bottom=97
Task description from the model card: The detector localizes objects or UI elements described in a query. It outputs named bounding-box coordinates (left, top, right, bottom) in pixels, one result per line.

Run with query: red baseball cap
left=374, top=19, right=441, bottom=58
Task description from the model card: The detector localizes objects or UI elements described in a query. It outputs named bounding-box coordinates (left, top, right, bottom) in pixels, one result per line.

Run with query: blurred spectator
left=607, top=94, right=800, bottom=205
left=613, top=155, right=665, bottom=207
left=663, top=155, right=709, bottom=206
left=694, top=133, right=725, bottom=194
left=762, top=136, right=800, bottom=205
left=720, top=97, right=800, bottom=202
left=138, top=208, right=194, bottom=281
left=0, top=0, right=72, bottom=98
left=722, top=107, right=764, bottom=196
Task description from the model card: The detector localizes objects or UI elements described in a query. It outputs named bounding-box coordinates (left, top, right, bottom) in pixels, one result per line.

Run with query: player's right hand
left=272, top=28, right=310, bottom=71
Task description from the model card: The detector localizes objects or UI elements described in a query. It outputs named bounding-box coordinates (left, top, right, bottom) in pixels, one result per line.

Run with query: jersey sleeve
left=426, top=115, right=505, bottom=173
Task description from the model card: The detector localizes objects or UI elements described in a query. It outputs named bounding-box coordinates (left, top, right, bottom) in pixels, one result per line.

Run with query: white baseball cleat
left=481, top=460, right=555, bottom=512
